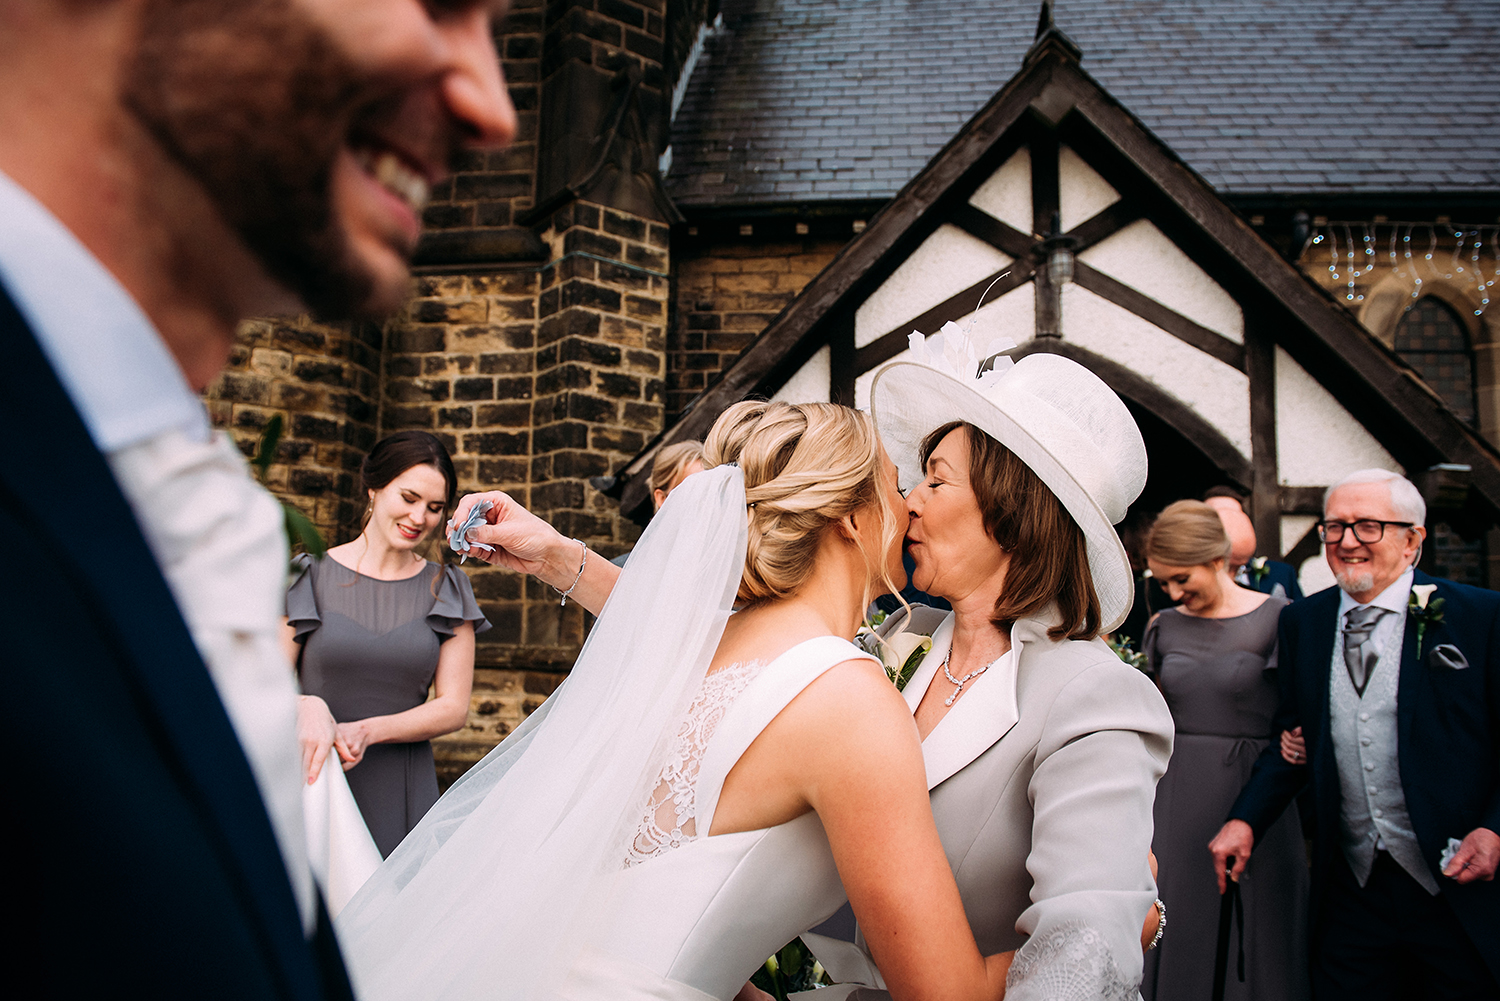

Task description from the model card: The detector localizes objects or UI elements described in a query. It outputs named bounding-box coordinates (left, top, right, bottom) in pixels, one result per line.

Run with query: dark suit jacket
left=1229, top=572, right=1500, bottom=978
left=0, top=287, right=353, bottom=999
left=1247, top=558, right=1303, bottom=600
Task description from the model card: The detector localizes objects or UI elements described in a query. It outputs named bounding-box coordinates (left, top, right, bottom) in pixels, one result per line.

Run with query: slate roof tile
left=665, top=0, right=1500, bottom=205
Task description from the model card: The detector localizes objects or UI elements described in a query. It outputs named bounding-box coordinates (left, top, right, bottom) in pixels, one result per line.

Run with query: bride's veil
left=336, top=464, right=749, bottom=1000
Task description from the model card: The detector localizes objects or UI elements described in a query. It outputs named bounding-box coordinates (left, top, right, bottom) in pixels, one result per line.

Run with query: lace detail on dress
left=626, top=659, right=765, bottom=866
left=1004, top=921, right=1137, bottom=1001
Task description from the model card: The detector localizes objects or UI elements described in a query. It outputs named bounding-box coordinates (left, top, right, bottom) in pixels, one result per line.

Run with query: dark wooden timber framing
left=1281, top=486, right=1326, bottom=514
left=1245, top=322, right=1281, bottom=554
left=950, top=204, right=1035, bottom=257
left=1017, top=339, right=1254, bottom=488
left=1073, top=262, right=1246, bottom=370
left=616, top=36, right=1500, bottom=523
left=853, top=264, right=1035, bottom=373
left=829, top=312, right=857, bottom=406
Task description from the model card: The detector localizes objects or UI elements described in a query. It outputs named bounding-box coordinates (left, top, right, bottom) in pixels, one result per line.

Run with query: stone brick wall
left=206, top=316, right=382, bottom=545
left=669, top=235, right=845, bottom=419
left=416, top=1, right=544, bottom=260
left=532, top=200, right=670, bottom=548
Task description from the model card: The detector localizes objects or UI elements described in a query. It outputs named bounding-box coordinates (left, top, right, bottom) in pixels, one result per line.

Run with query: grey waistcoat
left=1329, top=607, right=1438, bottom=894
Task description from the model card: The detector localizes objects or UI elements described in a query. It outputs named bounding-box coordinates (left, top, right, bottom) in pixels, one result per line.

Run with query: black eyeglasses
left=1316, top=519, right=1415, bottom=544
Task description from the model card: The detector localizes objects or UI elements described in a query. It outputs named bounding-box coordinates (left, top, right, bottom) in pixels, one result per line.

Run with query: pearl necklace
left=940, top=649, right=1003, bottom=707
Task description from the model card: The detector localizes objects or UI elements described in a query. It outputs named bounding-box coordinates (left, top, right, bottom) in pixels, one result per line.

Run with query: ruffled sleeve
left=429, top=564, right=492, bottom=638
left=285, top=552, right=321, bottom=642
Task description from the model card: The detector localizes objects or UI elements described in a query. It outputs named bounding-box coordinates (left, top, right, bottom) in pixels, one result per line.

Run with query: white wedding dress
left=570, top=635, right=873, bottom=1001
left=336, top=467, right=879, bottom=1001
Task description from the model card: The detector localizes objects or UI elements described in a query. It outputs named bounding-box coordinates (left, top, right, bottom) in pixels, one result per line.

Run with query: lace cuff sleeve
left=1004, top=922, right=1137, bottom=1001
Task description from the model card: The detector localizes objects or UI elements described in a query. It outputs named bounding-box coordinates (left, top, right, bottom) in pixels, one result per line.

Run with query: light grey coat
left=806, top=605, right=1173, bottom=1001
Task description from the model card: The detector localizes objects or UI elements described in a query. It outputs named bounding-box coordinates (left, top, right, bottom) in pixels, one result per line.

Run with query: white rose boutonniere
left=856, top=611, right=934, bottom=691
left=1247, top=556, right=1270, bottom=585
left=1408, top=584, right=1445, bottom=659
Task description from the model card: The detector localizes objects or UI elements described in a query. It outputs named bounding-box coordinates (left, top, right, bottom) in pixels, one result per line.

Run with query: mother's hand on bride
left=448, top=491, right=621, bottom=616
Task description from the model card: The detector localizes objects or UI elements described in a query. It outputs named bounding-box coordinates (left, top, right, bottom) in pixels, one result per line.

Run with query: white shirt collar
left=1337, top=565, right=1416, bottom=619
left=0, top=170, right=209, bottom=453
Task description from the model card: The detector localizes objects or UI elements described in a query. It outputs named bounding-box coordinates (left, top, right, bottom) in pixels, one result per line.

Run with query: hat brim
left=871, top=361, right=1135, bottom=635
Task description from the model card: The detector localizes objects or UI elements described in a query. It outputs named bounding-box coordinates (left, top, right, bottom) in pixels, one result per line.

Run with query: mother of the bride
left=835, top=337, right=1172, bottom=999
left=448, top=330, right=1172, bottom=1000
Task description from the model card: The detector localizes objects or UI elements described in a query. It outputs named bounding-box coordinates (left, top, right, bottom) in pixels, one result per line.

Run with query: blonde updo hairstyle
left=703, top=400, right=900, bottom=607
left=1146, top=499, right=1234, bottom=568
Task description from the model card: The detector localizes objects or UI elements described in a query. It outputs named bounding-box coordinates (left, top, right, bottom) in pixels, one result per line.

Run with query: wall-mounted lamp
left=1036, top=212, right=1076, bottom=286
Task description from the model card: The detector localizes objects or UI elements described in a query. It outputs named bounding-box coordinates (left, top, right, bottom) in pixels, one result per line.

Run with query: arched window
left=1394, top=295, right=1486, bottom=586
left=1394, top=296, right=1476, bottom=426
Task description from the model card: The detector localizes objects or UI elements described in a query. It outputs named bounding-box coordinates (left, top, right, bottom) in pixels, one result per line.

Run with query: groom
left=1210, top=469, right=1499, bottom=997
left=0, top=1, right=514, bottom=995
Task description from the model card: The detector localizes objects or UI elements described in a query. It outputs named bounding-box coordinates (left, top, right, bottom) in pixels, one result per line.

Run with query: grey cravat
left=1343, top=605, right=1390, bottom=697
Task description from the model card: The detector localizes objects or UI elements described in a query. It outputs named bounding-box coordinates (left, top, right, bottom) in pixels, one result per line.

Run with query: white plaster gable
left=1281, top=514, right=1319, bottom=557
left=1061, top=283, right=1251, bottom=460
left=1299, top=554, right=1337, bottom=596
left=1275, top=345, right=1399, bottom=486
left=967, top=147, right=1031, bottom=232
left=855, top=224, right=1012, bottom=348
left=1078, top=219, right=1245, bottom=344
left=1058, top=145, right=1119, bottom=231
left=857, top=345, right=908, bottom=413
left=770, top=344, right=830, bottom=404
left=856, top=282, right=1036, bottom=410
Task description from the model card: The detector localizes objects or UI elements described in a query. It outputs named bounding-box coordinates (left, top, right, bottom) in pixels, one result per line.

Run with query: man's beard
left=122, top=0, right=378, bottom=318
left=1335, top=568, right=1376, bottom=596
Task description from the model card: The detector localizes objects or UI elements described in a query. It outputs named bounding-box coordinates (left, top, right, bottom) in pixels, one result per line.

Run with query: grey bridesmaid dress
left=287, top=554, right=490, bottom=858
left=1141, top=597, right=1310, bottom=1001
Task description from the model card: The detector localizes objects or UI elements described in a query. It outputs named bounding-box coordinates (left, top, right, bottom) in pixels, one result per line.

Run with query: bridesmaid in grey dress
left=282, top=431, right=489, bottom=857
left=1141, top=500, right=1309, bottom=1001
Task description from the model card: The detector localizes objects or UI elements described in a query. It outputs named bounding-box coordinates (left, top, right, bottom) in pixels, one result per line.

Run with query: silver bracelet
left=1147, top=898, right=1166, bottom=950
left=554, top=538, right=587, bottom=606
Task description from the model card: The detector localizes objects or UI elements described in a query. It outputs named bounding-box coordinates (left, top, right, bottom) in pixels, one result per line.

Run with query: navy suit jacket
left=0, top=287, right=353, bottom=999
left=1247, top=558, right=1303, bottom=600
left=1229, top=572, right=1500, bottom=978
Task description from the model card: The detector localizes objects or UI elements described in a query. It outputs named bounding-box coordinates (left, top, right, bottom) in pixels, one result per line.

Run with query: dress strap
left=695, top=636, right=879, bottom=836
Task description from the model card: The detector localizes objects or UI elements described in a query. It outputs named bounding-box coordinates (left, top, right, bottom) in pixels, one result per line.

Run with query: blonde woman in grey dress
left=282, top=431, right=489, bottom=858
left=1142, top=500, right=1308, bottom=1001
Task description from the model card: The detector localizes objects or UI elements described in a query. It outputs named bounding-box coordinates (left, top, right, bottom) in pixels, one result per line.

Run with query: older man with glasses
left=1207, top=468, right=1499, bottom=998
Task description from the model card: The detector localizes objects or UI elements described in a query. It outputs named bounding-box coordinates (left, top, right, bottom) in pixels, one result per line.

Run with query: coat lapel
left=893, top=611, right=1022, bottom=790
left=1396, top=570, right=1434, bottom=767
left=0, top=289, right=322, bottom=999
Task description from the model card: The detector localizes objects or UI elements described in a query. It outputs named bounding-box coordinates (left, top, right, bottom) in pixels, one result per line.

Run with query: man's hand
left=1280, top=726, right=1306, bottom=765
left=1443, top=827, right=1500, bottom=884
left=732, top=982, right=774, bottom=1001
left=1208, top=820, right=1255, bottom=893
left=296, top=695, right=342, bottom=785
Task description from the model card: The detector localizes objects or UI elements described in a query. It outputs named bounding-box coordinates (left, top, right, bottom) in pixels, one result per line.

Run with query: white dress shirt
left=0, top=170, right=316, bottom=931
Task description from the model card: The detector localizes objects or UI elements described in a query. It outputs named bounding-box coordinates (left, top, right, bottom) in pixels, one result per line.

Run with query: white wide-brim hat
left=871, top=327, right=1147, bottom=634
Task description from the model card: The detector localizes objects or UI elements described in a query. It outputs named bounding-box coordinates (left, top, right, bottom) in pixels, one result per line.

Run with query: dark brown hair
left=362, top=430, right=457, bottom=508
left=920, top=421, right=1100, bottom=641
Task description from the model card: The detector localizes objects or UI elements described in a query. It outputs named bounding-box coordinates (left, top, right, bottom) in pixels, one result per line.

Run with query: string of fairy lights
left=1305, top=222, right=1497, bottom=317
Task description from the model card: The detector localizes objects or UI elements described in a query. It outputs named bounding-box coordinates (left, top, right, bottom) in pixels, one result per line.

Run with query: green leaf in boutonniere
left=1408, top=584, right=1445, bottom=660
left=1248, top=556, right=1270, bottom=585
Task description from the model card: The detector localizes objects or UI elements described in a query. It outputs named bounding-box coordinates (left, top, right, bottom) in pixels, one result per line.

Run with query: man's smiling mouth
left=353, top=146, right=431, bottom=213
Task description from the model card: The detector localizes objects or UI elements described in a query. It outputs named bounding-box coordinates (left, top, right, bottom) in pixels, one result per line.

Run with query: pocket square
left=1426, top=643, right=1469, bottom=671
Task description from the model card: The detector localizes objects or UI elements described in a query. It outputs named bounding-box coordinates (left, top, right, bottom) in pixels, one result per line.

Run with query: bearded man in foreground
left=0, top=2, right=515, bottom=996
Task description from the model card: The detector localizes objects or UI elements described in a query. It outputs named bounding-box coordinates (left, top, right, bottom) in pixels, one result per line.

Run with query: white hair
left=1323, top=468, right=1426, bottom=524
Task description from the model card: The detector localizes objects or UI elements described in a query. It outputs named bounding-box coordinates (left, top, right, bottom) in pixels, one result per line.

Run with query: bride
left=336, top=400, right=1017, bottom=1001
